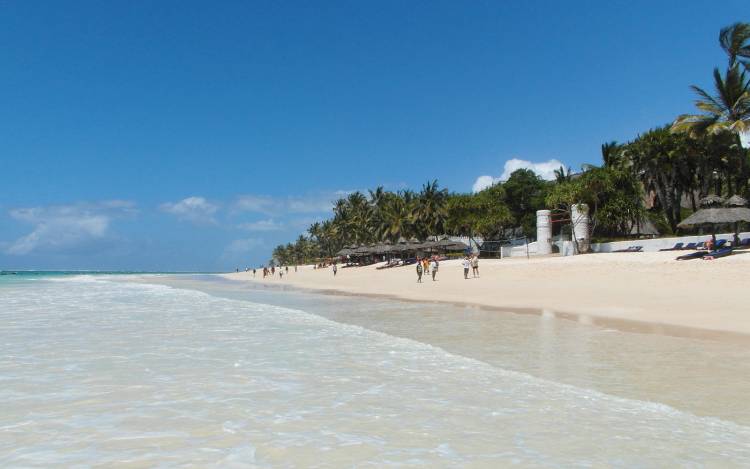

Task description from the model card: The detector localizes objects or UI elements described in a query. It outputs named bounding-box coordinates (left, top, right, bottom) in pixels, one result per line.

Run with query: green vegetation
left=271, top=22, right=750, bottom=266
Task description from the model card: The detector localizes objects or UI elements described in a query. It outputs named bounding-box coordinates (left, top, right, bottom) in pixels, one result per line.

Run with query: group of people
left=415, top=253, right=479, bottom=282
left=461, top=254, right=479, bottom=279
left=415, top=255, right=440, bottom=283
left=255, top=264, right=297, bottom=279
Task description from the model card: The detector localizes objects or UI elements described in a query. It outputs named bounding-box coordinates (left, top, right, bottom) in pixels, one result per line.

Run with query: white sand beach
left=223, top=251, right=750, bottom=337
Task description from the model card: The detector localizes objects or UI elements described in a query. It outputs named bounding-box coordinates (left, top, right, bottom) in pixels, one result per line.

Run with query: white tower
left=571, top=203, right=590, bottom=253
left=536, top=210, right=552, bottom=255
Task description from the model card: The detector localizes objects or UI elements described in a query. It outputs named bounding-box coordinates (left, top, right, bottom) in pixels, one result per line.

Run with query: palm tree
left=672, top=65, right=750, bottom=138
left=412, top=180, right=448, bottom=239
left=378, top=195, right=412, bottom=242
left=553, top=166, right=572, bottom=184
left=601, top=141, right=623, bottom=168
left=720, top=22, right=750, bottom=70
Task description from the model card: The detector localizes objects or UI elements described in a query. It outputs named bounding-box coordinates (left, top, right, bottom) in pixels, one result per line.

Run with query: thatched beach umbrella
left=726, top=195, right=748, bottom=207
left=432, top=238, right=469, bottom=252
left=335, top=247, right=353, bottom=257
left=678, top=196, right=750, bottom=245
left=353, top=244, right=371, bottom=256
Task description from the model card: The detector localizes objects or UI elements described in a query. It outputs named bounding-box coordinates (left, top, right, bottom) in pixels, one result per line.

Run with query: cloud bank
left=160, top=196, right=218, bottom=224
left=472, top=158, right=565, bottom=192
left=232, top=191, right=352, bottom=215
left=5, top=201, right=136, bottom=255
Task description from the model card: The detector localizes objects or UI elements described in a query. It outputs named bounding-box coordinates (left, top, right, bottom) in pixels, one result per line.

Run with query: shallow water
left=2, top=275, right=750, bottom=467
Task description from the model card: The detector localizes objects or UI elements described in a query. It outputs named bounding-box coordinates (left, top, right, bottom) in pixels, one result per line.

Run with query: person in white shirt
left=461, top=256, right=470, bottom=279
left=430, top=257, right=439, bottom=281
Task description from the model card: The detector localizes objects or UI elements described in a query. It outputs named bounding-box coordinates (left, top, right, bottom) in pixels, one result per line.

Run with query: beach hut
left=335, top=247, right=354, bottom=257
left=432, top=237, right=469, bottom=252
left=678, top=195, right=750, bottom=245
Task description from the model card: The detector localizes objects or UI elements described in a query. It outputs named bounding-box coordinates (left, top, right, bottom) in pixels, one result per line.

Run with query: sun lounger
left=613, top=246, right=642, bottom=253
left=736, top=238, right=750, bottom=249
left=676, top=251, right=708, bottom=260
left=659, top=242, right=684, bottom=251
left=695, top=241, right=706, bottom=250
left=703, top=247, right=733, bottom=260
left=714, top=239, right=727, bottom=249
left=682, top=242, right=697, bottom=250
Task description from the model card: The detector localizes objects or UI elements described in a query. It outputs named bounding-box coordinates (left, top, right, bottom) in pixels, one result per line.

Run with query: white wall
left=590, top=231, right=750, bottom=253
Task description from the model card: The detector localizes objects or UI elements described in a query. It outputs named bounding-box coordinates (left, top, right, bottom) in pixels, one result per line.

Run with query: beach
left=223, top=251, right=750, bottom=337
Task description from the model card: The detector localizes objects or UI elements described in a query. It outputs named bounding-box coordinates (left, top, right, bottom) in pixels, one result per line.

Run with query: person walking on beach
left=416, top=261, right=423, bottom=283
left=462, top=256, right=470, bottom=279
left=332, top=264, right=338, bottom=277
left=430, top=256, right=438, bottom=281
left=285, top=266, right=289, bottom=274
left=471, top=254, right=479, bottom=278
left=252, top=268, right=256, bottom=277
left=279, top=270, right=283, bottom=279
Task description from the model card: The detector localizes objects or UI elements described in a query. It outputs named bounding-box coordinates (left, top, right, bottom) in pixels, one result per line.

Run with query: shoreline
left=221, top=251, right=750, bottom=341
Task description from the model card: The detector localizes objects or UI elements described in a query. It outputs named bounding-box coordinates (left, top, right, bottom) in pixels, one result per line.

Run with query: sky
left=1, top=1, right=746, bottom=271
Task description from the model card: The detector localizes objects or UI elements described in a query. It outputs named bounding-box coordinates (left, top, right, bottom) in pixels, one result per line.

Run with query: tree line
left=271, top=22, right=750, bottom=266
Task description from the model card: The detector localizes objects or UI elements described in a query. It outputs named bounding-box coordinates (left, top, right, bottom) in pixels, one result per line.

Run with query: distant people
left=271, top=266, right=275, bottom=275
left=294, top=265, right=298, bottom=272
left=430, top=257, right=438, bottom=281
left=279, top=270, right=283, bottom=279
left=332, top=264, right=338, bottom=276
left=462, top=256, right=470, bottom=279
left=472, top=255, right=479, bottom=277
left=252, top=268, right=256, bottom=277
left=422, top=257, right=429, bottom=274
left=285, top=266, right=289, bottom=273
left=236, top=268, right=239, bottom=272
left=416, top=261, right=423, bottom=283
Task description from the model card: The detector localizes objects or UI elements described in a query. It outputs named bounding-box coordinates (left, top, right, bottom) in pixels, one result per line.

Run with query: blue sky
left=0, top=1, right=746, bottom=271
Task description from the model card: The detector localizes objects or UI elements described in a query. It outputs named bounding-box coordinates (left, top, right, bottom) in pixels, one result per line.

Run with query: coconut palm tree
left=720, top=22, right=750, bottom=70
left=378, top=195, right=412, bottom=242
left=671, top=65, right=750, bottom=137
left=412, top=180, right=448, bottom=240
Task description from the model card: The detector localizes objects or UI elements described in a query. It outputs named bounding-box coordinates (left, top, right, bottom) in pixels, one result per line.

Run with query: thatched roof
left=700, top=195, right=725, bottom=207
left=336, top=248, right=354, bottom=256
left=629, top=218, right=660, bottom=236
left=726, top=195, right=748, bottom=207
left=678, top=207, right=750, bottom=227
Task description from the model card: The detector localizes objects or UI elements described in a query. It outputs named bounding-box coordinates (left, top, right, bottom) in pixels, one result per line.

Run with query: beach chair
left=714, top=239, right=727, bottom=249
left=613, top=245, right=643, bottom=253
left=695, top=241, right=706, bottom=250
left=703, top=247, right=733, bottom=260
left=682, top=242, right=697, bottom=250
left=659, top=242, right=683, bottom=251
left=737, top=238, right=750, bottom=249
left=676, top=251, right=708, bottom=261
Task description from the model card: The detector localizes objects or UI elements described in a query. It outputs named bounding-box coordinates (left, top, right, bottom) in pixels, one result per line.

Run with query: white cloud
left=232, top=191, right=351, bottom=215
left=160, top=196, right=218, bottom=224
left=472, top=158, right=565, bottom=192
left=472, top=175, right=499, bottom=193
left=238, top=219, right=284, bottom=231
left=5, top=201, right=136, bottom=255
